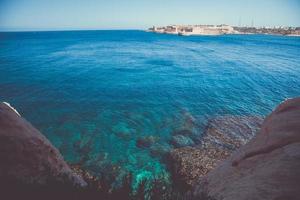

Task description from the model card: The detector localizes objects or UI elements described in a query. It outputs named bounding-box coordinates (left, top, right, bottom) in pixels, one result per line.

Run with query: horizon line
left=0, top=28, right=144, bottom=33
left=1, top=24, right=299, bottom=33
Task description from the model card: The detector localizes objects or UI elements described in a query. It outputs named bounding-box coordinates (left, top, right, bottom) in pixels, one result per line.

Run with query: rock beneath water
left=170, top=135, right=195, bottom=148
left=172, top=129, right=193, bottom=136
left=0, top=102, right=87, bottom=198
left=169, top=115, right=263, bottom=188
left=136, top=135, right=158, bottom=148
left=200, top=115, right=263, bottom=151
left=115, top=131, right=132, bottom=141
left=150, top=143, right=172, bottom=158
left=169, top=145, right=230, bottom=187
left=190, top=98, right=300, bottom=200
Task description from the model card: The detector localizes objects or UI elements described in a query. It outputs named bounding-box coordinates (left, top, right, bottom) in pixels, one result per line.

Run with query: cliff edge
left=169, top=116, right=263, bottom=188
left=0, top=102, right=87, bottom=199
left=190, top=98, right=300, bottom=200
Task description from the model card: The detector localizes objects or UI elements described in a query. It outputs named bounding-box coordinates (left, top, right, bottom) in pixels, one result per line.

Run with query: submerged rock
left=190, top=97, right=300, bottom=200
left=170, top=135, right=195, bottom=148
left=136, top=135, right=159, bottom=148
left=115, top=131, right=132, bottom=141
left=0, top=102, right=86, bottom=198
left=169, top=115, right=263, bottom=188
left=169, top=145, right=230, bottom=187
left=150, top=143, right=172, bottom=158
left=172, top=129, right=193, bottom=137
left=201, top=115, right=263, bottom=151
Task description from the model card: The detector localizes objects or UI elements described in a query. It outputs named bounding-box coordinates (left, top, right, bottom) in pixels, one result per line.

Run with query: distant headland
left=148, top=24, right=300, bottom=36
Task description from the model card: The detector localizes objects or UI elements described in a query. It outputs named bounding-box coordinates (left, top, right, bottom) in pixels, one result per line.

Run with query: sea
left=1, top=30, right=300, bottom=186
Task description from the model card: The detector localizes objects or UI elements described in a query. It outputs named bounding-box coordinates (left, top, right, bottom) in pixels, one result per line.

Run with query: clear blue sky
left=0, top=0, right=299, bottom=31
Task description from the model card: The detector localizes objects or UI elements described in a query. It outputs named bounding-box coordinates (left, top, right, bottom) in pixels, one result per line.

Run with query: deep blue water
left=1, top=30, right=300, bottom=184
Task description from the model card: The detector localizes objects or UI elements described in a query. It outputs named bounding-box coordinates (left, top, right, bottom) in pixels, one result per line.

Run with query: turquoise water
left=1, top=31, right=300, bottom=184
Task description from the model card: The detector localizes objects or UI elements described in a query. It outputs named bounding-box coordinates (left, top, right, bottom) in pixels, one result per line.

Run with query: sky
left=0, top=0, right=299, bottom=31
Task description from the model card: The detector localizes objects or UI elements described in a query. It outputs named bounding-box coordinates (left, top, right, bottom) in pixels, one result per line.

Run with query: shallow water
left=0, top=30, right=300, bottom=184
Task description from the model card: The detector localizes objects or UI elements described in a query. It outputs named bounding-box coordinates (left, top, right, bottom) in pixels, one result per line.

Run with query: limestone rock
left=169, top=145, right=229, bottom=187
left=170, top=134, right=195, bottom=148
left=191, top=98, right=300, bottom=200
left=200, top=116, right=263, bottom=151
left=169, top=116, right=263, bottom=188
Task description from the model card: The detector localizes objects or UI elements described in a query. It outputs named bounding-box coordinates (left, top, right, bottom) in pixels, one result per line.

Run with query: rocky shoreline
left=168, top=116, right=263, bottom=188
left=188, top=98, right=300, bottom=200
left=0, top=98, right=299, bottom=200
left=0, top=102, right=86, bottom=199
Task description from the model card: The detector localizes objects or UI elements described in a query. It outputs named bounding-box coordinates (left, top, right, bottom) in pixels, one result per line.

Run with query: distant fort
left=148, top=25, right=300, bottom=36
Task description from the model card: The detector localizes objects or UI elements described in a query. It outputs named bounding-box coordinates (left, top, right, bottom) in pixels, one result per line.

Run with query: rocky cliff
left=169, top=116, right=263, bottom=187
left=1, top=97, right=299, bottom=200
left=189, top=98, right=300, bottom=200
left=0, top=102, right=87, bottom=199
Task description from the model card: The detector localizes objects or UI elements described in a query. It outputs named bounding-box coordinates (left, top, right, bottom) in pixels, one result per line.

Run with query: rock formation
left=0, top=102, right=87, bottom=199
left=189, top=98, right=300, bottom=200
left=136, top=135, right=159, bottom=148
left=1, top=97, right=299, bottom=200
left=170, top=134, right=195, bottom=148
left=169, top=116, right=263, bottom=187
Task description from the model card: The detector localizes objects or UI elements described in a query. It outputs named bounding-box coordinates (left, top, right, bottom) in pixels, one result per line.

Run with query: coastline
left=148, top=24, right=300, bottom=37
left=149, top=31, right=300, bottom=37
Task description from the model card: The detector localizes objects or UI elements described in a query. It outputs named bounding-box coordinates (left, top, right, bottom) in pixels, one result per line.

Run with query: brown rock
left=0, top=102, right=86, bottom=198
left=201, top=116, right=263, bottom=151
left=191, top=98, right=300, bottom=200
left=169, top=116, right=262, bottom=188
left=136, top=135, right=159, bottom=148
left=169, top=145, right=230, bottom=187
